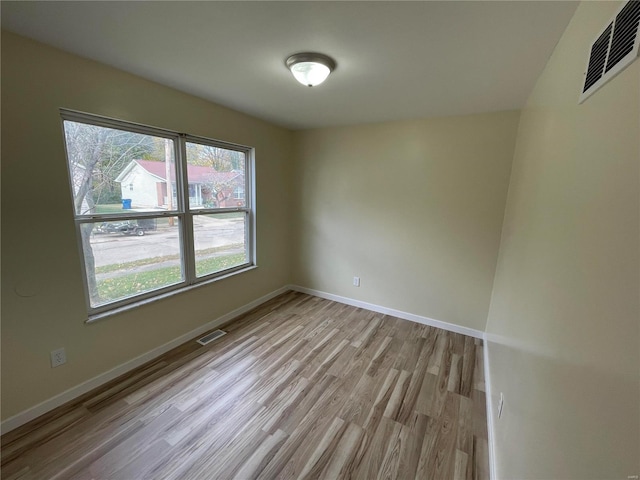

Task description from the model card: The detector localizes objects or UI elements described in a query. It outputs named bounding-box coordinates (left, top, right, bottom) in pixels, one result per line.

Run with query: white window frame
left=234, top=185, right=245, bottom=200
left=60, top=109, right=256, bottom=321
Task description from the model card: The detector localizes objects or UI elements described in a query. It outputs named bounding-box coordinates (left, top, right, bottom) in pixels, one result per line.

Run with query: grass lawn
left=95, top=243, right=244, bottom=274
left=95, top=204, right=126, bottom=214
left=97, top=252, right=246, bottom=302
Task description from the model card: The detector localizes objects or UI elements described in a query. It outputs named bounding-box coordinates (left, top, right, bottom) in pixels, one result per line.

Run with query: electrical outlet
left=51, top=348, right=66, bottom=368
left=353, top=276, right=360, bottom=287
left=498, top=392, right=504, bottom=418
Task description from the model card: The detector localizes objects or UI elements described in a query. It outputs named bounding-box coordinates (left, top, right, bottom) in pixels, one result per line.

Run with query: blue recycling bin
left=122, top=199, right=132, bottom=209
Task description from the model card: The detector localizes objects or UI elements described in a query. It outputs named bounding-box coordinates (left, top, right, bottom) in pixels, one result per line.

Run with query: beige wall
left=1, top=32, right=293, bottom=420
left=292, top=111, right=520, bottom=331
left=5, top=9, right=639, bottom=478
left=485, top=2, right=640, bottom=478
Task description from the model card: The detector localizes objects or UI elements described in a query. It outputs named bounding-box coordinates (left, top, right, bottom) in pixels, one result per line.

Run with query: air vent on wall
left=580, top=0, right=640, bottom=103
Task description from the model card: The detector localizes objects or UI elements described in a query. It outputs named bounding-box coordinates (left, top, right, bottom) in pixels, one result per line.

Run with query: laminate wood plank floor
left=1, top=291, right=490, bottom=480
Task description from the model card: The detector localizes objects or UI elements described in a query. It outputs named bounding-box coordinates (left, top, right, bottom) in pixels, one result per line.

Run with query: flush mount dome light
left=285, top=52, right=336, bottom=87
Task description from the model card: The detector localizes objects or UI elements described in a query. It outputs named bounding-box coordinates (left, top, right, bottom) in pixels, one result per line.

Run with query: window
left=234, top=185, right=245, bottom=200
left=61, top=110, right=254, bottom=317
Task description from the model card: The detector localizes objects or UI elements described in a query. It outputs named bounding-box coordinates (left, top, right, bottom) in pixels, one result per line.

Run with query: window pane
left=63, top=121, right=177, bottom=215
left=193, top=212, right=248, bottom=277
left=83, top=217, right=183, bottom=307
left=185, top=142, right=246, bottom=209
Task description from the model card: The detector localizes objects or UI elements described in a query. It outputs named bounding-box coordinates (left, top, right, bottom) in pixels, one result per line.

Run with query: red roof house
left=115, top=160, right=245, bottom=209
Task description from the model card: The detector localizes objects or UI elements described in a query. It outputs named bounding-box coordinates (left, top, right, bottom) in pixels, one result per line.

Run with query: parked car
left=97, top=219, right=157, bottom=236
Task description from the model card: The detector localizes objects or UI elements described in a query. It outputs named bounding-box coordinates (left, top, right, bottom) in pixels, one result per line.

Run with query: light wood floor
left=1, top=291, right=490, bottom=480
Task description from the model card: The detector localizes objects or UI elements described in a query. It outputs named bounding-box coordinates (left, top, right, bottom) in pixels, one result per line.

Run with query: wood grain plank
left=353, top=416, right=402, bottom=480
left=460, top=336, right=476, bottom=398
left=416, top=392, right=460, bottom=480
left=320, top=421, right=364, bottom=479
left=233, top=429, right=289, bottom=480
left=1, top=292, right=489, bottom=480
left=396, top=412, right=429, bottom=480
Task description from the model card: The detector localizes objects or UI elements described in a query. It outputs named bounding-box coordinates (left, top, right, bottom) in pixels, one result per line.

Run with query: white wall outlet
left=353, top=276, right=360, bottom=287
left=498, top=392, right=504, bottom=418
left=51, top=348, right=66, bottom=368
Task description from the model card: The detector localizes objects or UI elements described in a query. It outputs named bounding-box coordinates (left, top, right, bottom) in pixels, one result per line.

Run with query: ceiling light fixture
left=285, top=52, right=337, bottom=87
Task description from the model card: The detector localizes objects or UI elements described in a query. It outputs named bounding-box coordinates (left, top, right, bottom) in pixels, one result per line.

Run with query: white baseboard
left=288, top=285, right=485, bottom=339
left=483, top=340, right=497, bottom=480
left=0, top=285, right=290, bottom=435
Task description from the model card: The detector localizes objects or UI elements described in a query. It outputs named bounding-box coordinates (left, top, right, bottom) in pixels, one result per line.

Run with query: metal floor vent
left=197, top=329, right=227, bottom=346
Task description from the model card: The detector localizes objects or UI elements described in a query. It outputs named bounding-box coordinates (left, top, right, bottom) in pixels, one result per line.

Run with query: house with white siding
left=115, top=159, right=245, bottom=209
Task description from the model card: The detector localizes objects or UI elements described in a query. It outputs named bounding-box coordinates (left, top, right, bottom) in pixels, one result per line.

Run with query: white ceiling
left=1, top=1, right=578, bottom=130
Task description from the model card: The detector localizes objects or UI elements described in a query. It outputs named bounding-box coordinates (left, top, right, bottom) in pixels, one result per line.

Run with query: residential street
left=90, top=216, right=245, bottom=267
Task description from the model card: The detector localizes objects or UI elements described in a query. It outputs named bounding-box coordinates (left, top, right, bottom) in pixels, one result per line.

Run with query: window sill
left=85, top=265, right=258, bottom=324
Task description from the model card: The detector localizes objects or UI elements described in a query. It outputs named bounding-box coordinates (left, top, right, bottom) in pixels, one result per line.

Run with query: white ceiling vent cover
left=197, top=329, right=227, bottom=346
left=580, top=0, right=640, bottom=103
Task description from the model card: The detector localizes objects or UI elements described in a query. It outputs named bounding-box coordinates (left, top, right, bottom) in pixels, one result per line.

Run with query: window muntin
left=61, top=111, right=254, bottom=316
